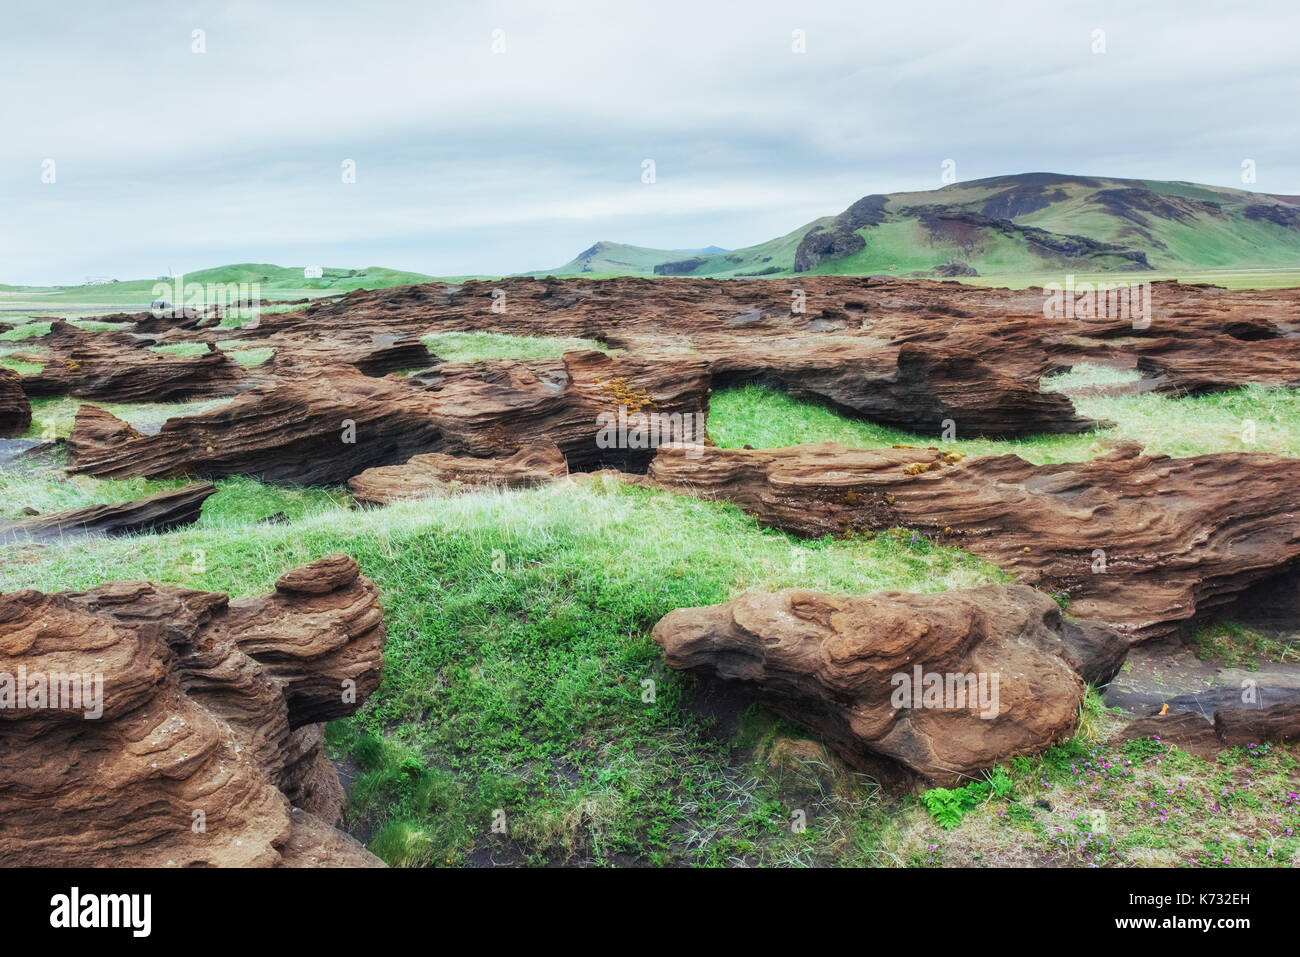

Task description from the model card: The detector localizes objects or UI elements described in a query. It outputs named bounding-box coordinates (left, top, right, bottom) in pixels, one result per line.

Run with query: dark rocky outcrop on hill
left=0, top=554, right=386, bottom=866
left=653, top=584, right=1127, bottom=784
left=646, top=440, right=1300, bottom=643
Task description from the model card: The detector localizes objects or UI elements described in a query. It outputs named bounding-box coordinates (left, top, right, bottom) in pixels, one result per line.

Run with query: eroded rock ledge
left=64, top=352, right=709, bottom=484
left=646, top=440, right=1300, bottom=642
left=653, top=584, right=1127, bottom=784
left=0, top=482, right=216, bottom=543
left=0, top=554, right=385, bottom=867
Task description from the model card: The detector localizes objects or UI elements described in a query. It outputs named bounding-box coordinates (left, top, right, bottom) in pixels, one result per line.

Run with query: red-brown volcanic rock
left=21, top=335, right=250, bottom=403
left=653, top=584, right=1127, bottom=784
left=265, top=333, right=435, bottom=377
left=0, top=553, right=385, bottom=867
left=349, top=440, right=568, bottom=505
left=65, top=351, right=710, bottom=483
left=1136, top=336, right=1300, bottom=394
left=0, top=368, right=31, bottom=438
left=646, top=440, right=1300, bottom=643
left=64, top=367, right=448, bottom=485
left=232, top=275, right=1300, bottom=414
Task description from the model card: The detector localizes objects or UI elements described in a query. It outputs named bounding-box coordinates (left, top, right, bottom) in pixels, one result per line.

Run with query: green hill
left=538, top=174, right=1300, bottom=280
left=0, top=263, right=454, bottom=314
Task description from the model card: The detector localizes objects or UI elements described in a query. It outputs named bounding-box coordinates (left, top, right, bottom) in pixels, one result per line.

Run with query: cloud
left=2, top=0, right=1297, bottom=283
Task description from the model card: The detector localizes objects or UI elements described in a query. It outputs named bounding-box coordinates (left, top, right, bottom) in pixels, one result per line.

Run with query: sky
left=2, top=0, right=1298, bottom=284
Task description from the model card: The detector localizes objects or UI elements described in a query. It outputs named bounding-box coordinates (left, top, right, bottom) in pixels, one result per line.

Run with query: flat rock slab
left=647, top=440, right=1300, bottom=643
left=653, top=584, right=1127, bottom=784
left=349, top=440, right=568, bottom=505
left=0, top=482, right=216, bottom=543
left=0, top=553, right=386, bottom=867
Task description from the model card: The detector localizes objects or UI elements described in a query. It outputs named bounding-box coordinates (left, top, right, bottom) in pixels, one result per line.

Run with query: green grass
left=0, top=319, right=125, bottom=340
left=708, top=377, right=1300, bottom=463
left=151, top=342, right=274, bottom=367
left=0, top=356, right=44, bottom=375
left=421, top=331, right=615, bottom=363
left=0, top=476, right=1001, bottom=866
left=890, top=700, right=1300, bottom=868
left=1191, top=622, right=1300, bottom=669
left=1, top=322, right=52, bottom=340
left=0, top=466, right=347, bottom=524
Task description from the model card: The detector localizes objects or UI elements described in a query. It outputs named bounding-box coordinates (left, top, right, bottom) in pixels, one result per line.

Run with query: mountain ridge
left=536, top=173, right=1300, bottom=279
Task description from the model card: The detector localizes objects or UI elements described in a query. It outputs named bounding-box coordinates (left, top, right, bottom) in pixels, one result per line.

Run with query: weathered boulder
left=653, top=584, right=1127, bottom=784
left=349, top=440, right=568, bottom=505
left=0, top=554, right=385, bottom=866
left=0, top=483, right=216, bottom=543
left=0, top=368, right=31, bottom=438
left=706, top=338, right=1099, bottom=436
left=647, top=440, right=1300, bottom=642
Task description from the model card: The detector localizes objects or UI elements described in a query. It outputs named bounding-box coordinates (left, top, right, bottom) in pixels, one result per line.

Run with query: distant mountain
left=534, top=174, right=1300, bottom=279
left=534, top=241, right=730, bottom=277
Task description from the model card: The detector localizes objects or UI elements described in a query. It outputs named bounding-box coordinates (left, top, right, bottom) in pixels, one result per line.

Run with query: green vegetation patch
left=708, top=378, right=1300, bottom=463
left=421, top=331, right=616, bottom=363
left=0, top=477, right=1000, bottom=866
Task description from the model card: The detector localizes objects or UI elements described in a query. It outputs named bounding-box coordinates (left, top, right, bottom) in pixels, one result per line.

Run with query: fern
left=921, top=788, right=965, bottom=829
left=922, top=774, right=1008, bottom=829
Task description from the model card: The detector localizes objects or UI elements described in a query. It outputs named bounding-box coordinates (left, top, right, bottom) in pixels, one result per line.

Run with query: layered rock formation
left=0, top=482, right=216, bottom=543
left=1116, top=692, right=1300, bottom=756
left=18, top=323, right=250, bottom=403
left=646, top=440, right=1300, bottom=642
left=265, top=334, right=435, bottom=377
left=653, top=584, right=1127, bottom=783
left=349, top=440, right=568, bottom=505
left=1136, top=336, right=1300, bottom=394
left=0, top=554, right=385, bottom=866
left=237, top=275, right=1300, bottom=410
left=65, top=351, right=710, bottom=483
left=0, top=368, right=31, bottom=438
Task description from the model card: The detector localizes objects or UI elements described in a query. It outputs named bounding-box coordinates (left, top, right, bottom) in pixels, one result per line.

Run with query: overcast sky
left=2, top=0, right=1297, bottom=284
